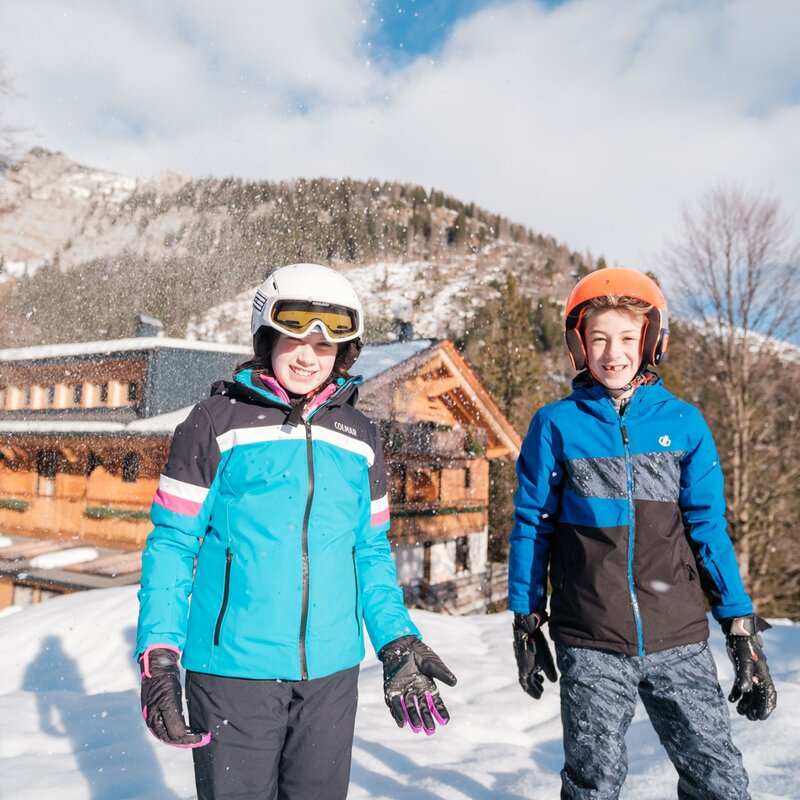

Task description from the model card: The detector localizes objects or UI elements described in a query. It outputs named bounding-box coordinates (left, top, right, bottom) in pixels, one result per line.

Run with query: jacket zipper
left=620, top=413, right=644, bottom=656
left=228, top=373, right=360, bottom=676
left=299, top=420, right=315, bottom=680
left=213, top=548, right=233, bottom=646
left=352, top=546, right=361, bottom=635
left=295, top=379, right=358, bottom=677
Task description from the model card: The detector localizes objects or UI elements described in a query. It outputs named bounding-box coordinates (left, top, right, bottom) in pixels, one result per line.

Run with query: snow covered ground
left=1, top=587, right=798, bottom=799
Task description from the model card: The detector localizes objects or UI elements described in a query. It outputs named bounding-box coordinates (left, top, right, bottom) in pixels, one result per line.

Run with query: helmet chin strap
left=617, top=342, right=654, bottom=393
left=620, top=372, right=649, bottom=394
left=625, top=366, right=660, bottom=392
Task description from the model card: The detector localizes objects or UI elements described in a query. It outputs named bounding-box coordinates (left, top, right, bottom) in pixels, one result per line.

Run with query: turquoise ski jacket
left=136, top=370, right=419, bottom=680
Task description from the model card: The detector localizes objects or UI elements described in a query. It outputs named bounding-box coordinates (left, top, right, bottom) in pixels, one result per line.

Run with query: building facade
left=0, top=336, right=520, bottom=613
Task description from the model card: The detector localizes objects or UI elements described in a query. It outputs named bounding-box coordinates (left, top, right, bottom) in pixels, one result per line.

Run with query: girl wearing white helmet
left=136, top=263, right=456, bottom=800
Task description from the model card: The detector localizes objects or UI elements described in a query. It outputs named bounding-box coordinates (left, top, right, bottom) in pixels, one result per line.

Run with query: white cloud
left=1, top=0, right=798, bottom=268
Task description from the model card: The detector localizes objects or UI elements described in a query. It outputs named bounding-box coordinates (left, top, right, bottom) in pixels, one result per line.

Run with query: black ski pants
left=186, top=665, right=359, bottom=800
left=556, top=640, right=749, bottom=800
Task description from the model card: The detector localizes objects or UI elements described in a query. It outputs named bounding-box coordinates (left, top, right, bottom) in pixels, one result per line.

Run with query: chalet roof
left=356, top=339, right=437, bottom=381
left=0, top=405, right=195, bottom=435
left=0, top=533, right=142, bottom=592
left=0, top=337, right=251, bottom=363
left=0, top=337, right=436, bottom=368
left=358, top=338, right=522, bottom=459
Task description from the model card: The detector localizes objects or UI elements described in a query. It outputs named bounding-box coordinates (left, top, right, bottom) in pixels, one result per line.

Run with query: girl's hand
left=139, top=646, right=211, bottom=747
left=377, top=636, right=457, bottom=735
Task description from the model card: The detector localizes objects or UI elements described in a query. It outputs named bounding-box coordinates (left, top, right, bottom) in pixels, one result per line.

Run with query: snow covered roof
left=0, top=337, right=251, bottom=362
left=124, top=405, right=195, bottom=432
left=0, top=405, right=195, bottom=436
left=0, top=337, right=437, bottom=369
left=356, top=339, right=437, bottom=381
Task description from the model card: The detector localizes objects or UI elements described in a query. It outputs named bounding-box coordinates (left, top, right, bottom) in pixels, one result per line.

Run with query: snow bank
left=0, top=587, right=797, bottom=799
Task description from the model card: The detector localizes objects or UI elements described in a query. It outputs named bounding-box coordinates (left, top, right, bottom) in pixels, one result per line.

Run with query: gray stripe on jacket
left=565, top=451, right=685, bottom=502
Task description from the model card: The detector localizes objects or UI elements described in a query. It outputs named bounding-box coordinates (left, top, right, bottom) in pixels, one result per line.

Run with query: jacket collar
left=211, top=369, right=362, bottom=413
left=567, top=371, right=668, bottom=422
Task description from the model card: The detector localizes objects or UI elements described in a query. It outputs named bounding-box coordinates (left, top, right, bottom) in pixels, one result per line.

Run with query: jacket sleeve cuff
left=137, top=644, right=182, bottom=677
left=711, top=600, right=754, bottom=622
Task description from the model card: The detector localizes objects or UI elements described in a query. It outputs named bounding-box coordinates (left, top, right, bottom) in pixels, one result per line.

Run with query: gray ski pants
left=556, top=640, right=750, bottom=800
left=186, top=665, right=359, bottom=800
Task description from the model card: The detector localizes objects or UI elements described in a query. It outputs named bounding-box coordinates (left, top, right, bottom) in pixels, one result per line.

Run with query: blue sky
left=368, top=0, right=567, bottom=63
left=0, top=0, right=798, bottom=269
left=369, top=0, right=502, bottom=63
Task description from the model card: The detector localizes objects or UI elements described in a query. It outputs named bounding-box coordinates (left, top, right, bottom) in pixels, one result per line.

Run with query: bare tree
left=662, top=186, right=800, bottom=612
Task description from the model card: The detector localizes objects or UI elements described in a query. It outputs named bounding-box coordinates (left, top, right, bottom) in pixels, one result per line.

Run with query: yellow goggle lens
left=270, top=302, right=358, bottom=339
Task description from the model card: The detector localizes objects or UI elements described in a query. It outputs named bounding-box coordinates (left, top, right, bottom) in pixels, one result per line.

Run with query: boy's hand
left=722, top=615, right=777, bottom=721
left=377, top=636, right=457, bottom=735
left=513, top=612, right=557, bottom=699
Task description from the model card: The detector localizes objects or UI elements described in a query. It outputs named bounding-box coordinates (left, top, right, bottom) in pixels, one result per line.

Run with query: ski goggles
left=269, top=299, right=361, bottom=342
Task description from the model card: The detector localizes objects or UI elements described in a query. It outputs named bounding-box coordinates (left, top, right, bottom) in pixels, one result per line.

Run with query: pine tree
left=460, top=275, right=544, bottom=560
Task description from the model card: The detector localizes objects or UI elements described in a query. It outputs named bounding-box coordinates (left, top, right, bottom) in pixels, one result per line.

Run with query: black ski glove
left=139, top=646, right=211, bottom=747
left=377, top=635, right=457, bottom=735
left=513, top=611, right=558, bottom=699
left=722, top=615, right=777, bottom=721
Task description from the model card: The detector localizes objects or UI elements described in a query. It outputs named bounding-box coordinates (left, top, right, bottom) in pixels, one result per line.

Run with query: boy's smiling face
left=583, top=308, right=644, bottom=397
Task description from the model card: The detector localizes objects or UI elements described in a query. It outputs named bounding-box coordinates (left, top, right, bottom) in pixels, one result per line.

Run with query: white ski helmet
left=251, top=263, right=364, bottom=344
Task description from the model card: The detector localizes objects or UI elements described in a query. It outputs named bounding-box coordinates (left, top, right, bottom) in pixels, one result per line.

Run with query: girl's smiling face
left=584, top=308, right=644, bottom=397
left=271, top=332, right=338, bottom=395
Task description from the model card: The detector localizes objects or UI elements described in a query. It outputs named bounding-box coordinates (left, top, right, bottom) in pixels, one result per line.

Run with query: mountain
left=0, top=149, right=590, bottom=347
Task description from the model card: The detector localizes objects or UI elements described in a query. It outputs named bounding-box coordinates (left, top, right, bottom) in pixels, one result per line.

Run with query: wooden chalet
left=0, top=335, right=521, bottom=614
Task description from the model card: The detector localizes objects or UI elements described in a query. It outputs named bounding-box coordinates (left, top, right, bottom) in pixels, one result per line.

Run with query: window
left=73, top=384, right=83, bottom=404
left=464, top=467, right=471, bottom=488
left=128, top=382, right=138, bottom=402
left=86, top=451, right=102, bottom=476
left=391, top=463, right=407, bottom=504
left=100, top=383, right=109, bottom=403
left=47, top=385, right=56, bottom=406
left=455, top=536, right=471, bottom=574
left=122, top=452, right=139, bottom=483
left=0, top=384, right=5, bottom=410
left=408, top=468, right=437, bottom=503
left=36, top=449, right=58, bottom=496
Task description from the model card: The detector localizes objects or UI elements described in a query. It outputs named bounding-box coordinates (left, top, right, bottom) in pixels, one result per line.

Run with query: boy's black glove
left=722, top=615, right=777, bottom=721
left=377, top=635, right=457, bottom=735
left=139, top=646, right=211, bottom=747
left=513, top=611, right=557, bottom=699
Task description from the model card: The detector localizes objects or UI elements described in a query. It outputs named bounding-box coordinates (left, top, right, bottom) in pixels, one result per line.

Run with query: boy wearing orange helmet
left=508, top=268, right=776, bottom=799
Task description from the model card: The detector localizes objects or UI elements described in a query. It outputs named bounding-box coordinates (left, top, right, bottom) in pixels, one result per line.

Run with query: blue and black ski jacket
left=136, top=369, right=419, bottom=680
left=508, top=375, right=753, bottom=657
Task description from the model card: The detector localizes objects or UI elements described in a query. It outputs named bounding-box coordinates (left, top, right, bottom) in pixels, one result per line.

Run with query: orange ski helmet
left=564, top=267, right=669, bottom=372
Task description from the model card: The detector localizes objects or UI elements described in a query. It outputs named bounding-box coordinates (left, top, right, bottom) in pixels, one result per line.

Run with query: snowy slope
left=186, top=254, right=537, bottom=345
left=0, top=588, right=798, bottom=800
